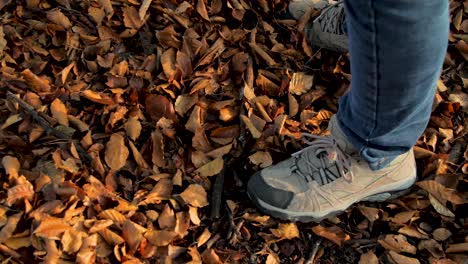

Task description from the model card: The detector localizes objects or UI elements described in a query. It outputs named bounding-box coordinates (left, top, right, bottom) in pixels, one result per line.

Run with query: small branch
left=210, top=158, right=226, bottom=219
left=6, top=92, right=93, bottom=164
left=305, top=238, right=322, bottom=264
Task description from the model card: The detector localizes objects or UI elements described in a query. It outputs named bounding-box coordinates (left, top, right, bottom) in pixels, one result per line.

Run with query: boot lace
left=291, top=133, right=353, bottom=185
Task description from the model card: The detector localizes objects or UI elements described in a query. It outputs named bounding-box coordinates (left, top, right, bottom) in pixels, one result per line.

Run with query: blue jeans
left=337, top=0, right=449, bottom=170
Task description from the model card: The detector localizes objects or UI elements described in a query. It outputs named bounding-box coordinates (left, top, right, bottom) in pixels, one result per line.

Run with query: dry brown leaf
left=60, top=62, right=75, bottom=84
left=139, top=0, right=152, bottom=20
left=2, top=155, right=20, bottom=182
left=34, top=217, right=72, bottom=239
left=388, top=251, right=420, bottom=264
left=180, top=184, right=209, bottom=208
left=418, top=239, right=444, bottom=259
left=248, top=151, right=273, bottom=168
left=7, top=181, right=34, bottom=206
left=125, top=116, right=141, bottom=141
left=196, top=158, right=224, bottom=177
left=398, top=225, right=429, bottom=239
left=270, top=223, right=300, bottom=240
left=432, top=228, right=452, bottom=241
left=289, top=72, right=314, bottom=95
left=104, top=133, right=129, bottom=171
left=242, top=213, right=270, bottom=224
left=151, top=129, right=165, bottom=168
left=197, top=228, right=211, bottom=247
left=206, top=144, right=232, bottom=159
left=161, top=48, right=177, bottom=79
left=61, top=228, right=86, bottom=254
left=98, top=228, right=125, bottom=245
left=175, top=211, right=190, bottom=238
left=416, top=180, right=465, bottom=205
left=4, top=236, right=31, bottom=250
left=76, top=233, right=97, bottom=264
left=378, top=234, right=417, bottom=254
left=123, top=220, right=144, bottom=254
left=51, top=98, right=69, bottom=126
left=21, top=69, right=51, bottom=92
left=201, top=248, right=222, bottom=264
left=266, top=252, right=281, bottom=264
left=312, top=225, right=350, bottom=246
left=0, top=213, right=22, bottom=243
left=146, top=94, right=176, bottom=121
left=128, top=140, right=149, bottom=169
left=196, top=0, right=210, bottom=21
left=44, top=239, right=61, bottom=264
left=158, top=204, right=176, bottom=230
left=47, top=9, right=72, bottom=29
left=123, top=6, right=143, bottom=29
left=389, top=210, right=417, bottom=225
left=1, top=114, right=23, bottom=130
left=0, top=25, right=6, bottom=53
left=429, top=194, right=455, bottom=217
left=446, top=242, right=468, bottom=253
left=241, top=114, right=262, bottom=138
left=98, top=209, right=126, bottom=227
left=175, top=94, right=198, bottom=115
left=359, top=251, right=378, bottom=264
left=145, top=230, right=178, bottom=246
left=188, top=206, right=201, bottom=226
left=81, top=90, right=114, bottom=105
left=358, top=205, right=380, bottom=223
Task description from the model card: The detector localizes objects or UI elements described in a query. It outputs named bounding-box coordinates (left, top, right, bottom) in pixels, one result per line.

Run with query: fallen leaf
left=125, top=116, right=141, bottom=141
left=1, top=114, right=23, bottom=130
left=105, top=133, right=129, bottom=170
left=446, top=242, right=468, bottom=253
left=144, top=230, right=178, bottom=246
left=429, top=194, right=455, bottom=217
left=21, top=69, right=51, bottom=92
left=248, top=151, right=273, bottom=168
left=312, top=225, right=350, bottom=246
left=289, top=72, right=314, bottom=95
left=123, top=220, right=144, bottom=254
left=196, top=158, right=224, bottom=177
left=34, top=217, right=71, bottom=239
left=378, top=234, right=417, bottom=254
left=139, top=0, right=152, bottom=20
left=388, top=251, right=420, bottom=264
left=2, top=156, right=20, bottom=182
left=196, top=0, right=210, bottom=21
left=432, top=228, right=452, bottom=241
left=51, top=98, right=69, bottom=126
left=47, top=9, right=72, bottom=29
left=146, top=94, right=176, bottom=121
left=197, top=228, right=211, bottom=247
left=201, top=248, right=222, bottom=264
left=180, top=184, right=208, bottom=208
left=0, top=213, right=22, bottom=243
left=359, top=251, right=378, bottom=264
left=270, top=223, right=299, bottom=240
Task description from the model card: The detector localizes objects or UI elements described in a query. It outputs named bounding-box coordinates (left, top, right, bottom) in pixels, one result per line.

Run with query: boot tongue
left=328, top=115, right=358, bottom=155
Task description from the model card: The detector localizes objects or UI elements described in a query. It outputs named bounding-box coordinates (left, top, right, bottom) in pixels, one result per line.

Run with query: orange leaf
left=311, top=225, right=350, bottom=246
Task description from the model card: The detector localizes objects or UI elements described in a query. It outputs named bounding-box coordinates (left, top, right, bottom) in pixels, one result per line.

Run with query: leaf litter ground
left=0, top=0, right=468, bottom=263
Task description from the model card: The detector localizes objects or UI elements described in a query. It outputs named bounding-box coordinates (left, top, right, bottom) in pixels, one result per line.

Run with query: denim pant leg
left=337, top=0, right=449, bottom=170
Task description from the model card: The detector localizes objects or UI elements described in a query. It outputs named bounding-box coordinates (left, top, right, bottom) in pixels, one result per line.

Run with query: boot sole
left=248, top=178, right=416, bottom=223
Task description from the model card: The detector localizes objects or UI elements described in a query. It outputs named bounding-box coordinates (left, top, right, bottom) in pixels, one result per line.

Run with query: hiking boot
left=247, top=116, right=417, bottom=222
left=289, top=0, right=348, bottom=52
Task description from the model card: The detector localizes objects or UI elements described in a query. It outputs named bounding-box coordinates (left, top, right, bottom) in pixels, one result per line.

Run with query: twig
left=210, top=158, right=226, bottom=219
left=6, top=92, right=93, bottom=164
left=305, top=238, right=322, bottom=264
left=0, top=243, right=21, bottom=260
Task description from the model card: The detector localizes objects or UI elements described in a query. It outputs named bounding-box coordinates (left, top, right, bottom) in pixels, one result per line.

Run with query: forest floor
left=0, top=0, right=468, bottom=263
